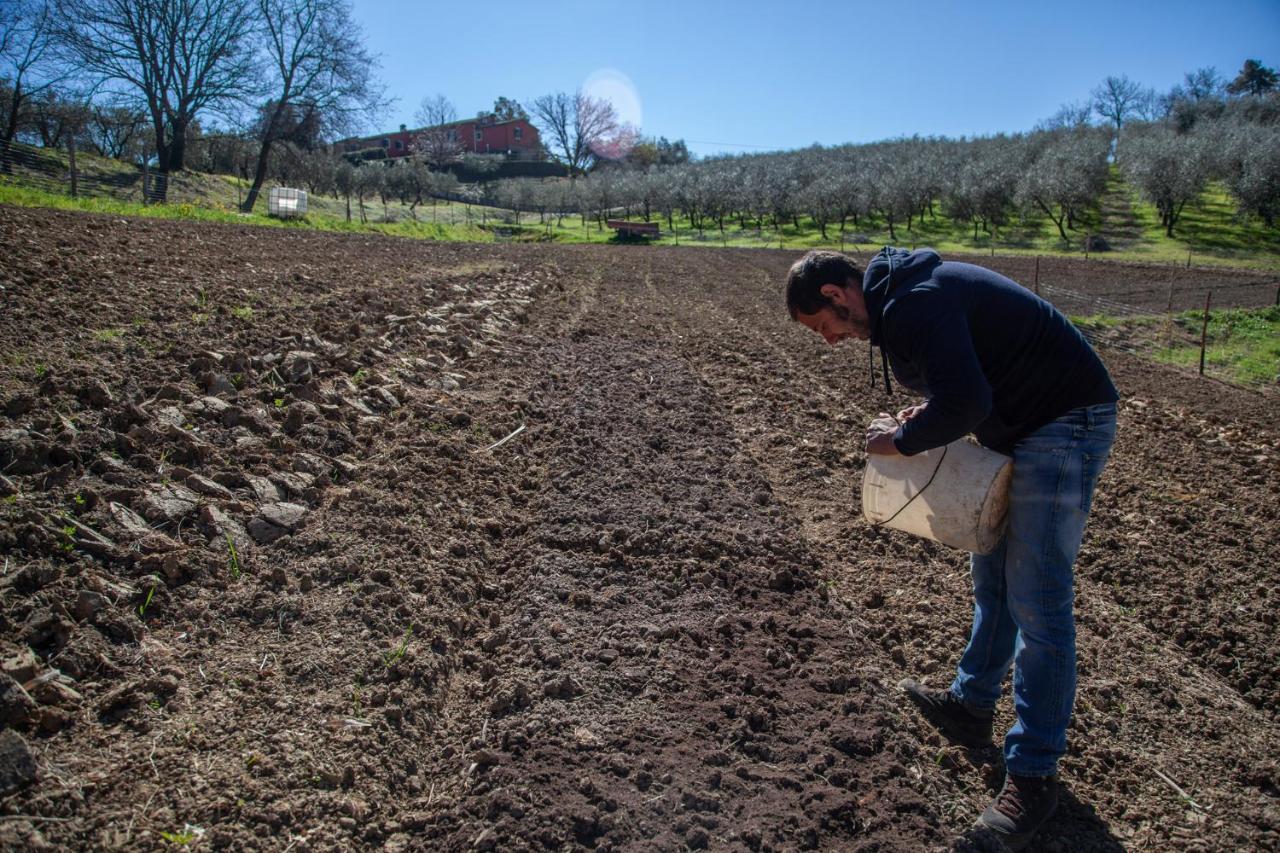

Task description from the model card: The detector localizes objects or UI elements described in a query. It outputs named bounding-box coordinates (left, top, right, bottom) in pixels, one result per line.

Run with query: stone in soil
left=0, top=730, right=37, bottom=794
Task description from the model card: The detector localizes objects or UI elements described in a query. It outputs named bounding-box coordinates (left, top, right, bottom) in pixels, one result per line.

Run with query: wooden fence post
left=1199, top=291, right=1212, bottom=376
left=67, top=137, right=78, bottom=198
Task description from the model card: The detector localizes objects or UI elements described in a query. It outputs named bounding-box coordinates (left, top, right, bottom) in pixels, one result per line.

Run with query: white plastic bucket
left=862, top=434, right=1013, bottom=554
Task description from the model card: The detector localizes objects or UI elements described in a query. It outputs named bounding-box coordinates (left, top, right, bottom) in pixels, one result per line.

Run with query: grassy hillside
left=2, top=151, right=1278, bottom=270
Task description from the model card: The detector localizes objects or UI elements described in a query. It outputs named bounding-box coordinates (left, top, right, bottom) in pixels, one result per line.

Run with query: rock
left=186, top=474, right=233, bottom=500
left=269, top=471, right=314, bottom=497
left=138, top=482, right=201, bottom=524
left=199, top=505, right=251, bottom=552
left=0, top=674, right=38, bottom=727
left=247, top=517, right=286, bottom=544
left=202, top=372, right=237, bottom=396
left=0, top=428, right=46, bottom=475
left=28, top=677, right=83, bottom=707
left=152, top=406, right=185, bottom=430
left=191, top=396, right=231, bottom=419
left=245, top=475, right=282, bottom=503
left=292, top=453, right=328, bottom=476
left=283, top=402, right=320, bottom=434
left=283, top=351, right=317, bottom=385
left=4, top=393, right=35, bottom=417
left=369, top=387, right=400, bottom=411
left=108, top=501, right=153, bottom=537
left=542, top=674, right=582, bottom=700
left=0, top=730, right=37, bottom=794
left=1, top=648, right=40, bottom=683
left=21, top=611, right=75, bottom=652
left=79, top=379, right=114, bottom=408
left=260, top=502, right=308, bottom=531
left=74, top=590, right=108, bottom=622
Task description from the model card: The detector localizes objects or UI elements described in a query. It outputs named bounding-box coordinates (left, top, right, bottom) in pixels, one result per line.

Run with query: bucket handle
left=869, top=445, right=948, bottom=528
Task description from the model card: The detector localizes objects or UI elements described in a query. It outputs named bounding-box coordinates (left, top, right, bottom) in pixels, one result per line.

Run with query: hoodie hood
left=862, top=247, right=942, bottom=347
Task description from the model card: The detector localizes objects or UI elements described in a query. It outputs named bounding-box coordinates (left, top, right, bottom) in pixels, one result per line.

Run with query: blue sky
left=348, top=0, right=1280, bottom=158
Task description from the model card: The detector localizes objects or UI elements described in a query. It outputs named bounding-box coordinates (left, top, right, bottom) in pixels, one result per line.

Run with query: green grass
left=1074, top=306, right=1280, bottom=386
left=0, top=179, right=490, bottom=241
left=3, top=158, right=1278, bottom=270
left=1154, top=306, right=1280, bottom=385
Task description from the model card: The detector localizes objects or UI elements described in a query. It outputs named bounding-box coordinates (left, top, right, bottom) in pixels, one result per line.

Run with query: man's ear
left=819, top=282, right=847, bottom=306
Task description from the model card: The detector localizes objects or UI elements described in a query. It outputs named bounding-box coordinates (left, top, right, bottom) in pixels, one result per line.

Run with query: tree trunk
left=242, top=139, right=276, bottom=213
left=887, top=214, right=896, bottom=241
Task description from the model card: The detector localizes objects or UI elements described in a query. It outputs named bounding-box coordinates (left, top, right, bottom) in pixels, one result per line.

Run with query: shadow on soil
left=950, top=764, right=1125, bottom=852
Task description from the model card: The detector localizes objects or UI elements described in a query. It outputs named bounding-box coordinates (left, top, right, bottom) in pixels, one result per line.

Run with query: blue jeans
left=949, top=403, right=1116, bottom=777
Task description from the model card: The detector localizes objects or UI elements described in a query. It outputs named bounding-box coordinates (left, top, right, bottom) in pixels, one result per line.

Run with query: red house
left=338, top=115, right=541, bottom=159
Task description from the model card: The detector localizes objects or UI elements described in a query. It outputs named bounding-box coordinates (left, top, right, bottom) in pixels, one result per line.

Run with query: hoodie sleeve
left=884, top=296, right=993, bottom=456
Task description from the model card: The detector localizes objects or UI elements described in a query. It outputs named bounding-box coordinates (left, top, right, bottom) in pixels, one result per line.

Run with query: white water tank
left=268, top=186, right=307, bottom=218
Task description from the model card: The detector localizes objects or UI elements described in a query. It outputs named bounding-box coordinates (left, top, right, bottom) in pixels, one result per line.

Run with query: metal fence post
left=1199, top=291, right=1212, bottom=376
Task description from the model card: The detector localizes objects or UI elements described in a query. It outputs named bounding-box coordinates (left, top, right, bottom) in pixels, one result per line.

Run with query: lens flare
left=582, top=68, right=642, bottom=160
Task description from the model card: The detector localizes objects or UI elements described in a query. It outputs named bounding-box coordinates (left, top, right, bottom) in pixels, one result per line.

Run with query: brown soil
left=1, top=206, right=1277, bottom=851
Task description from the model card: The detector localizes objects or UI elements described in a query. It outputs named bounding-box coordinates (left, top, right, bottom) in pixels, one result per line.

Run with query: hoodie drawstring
left=868, top=246, right=896, bottom=397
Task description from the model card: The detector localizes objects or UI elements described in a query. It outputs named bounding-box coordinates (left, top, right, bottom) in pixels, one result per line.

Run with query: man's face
left=795, top=283, right=870, bottom=345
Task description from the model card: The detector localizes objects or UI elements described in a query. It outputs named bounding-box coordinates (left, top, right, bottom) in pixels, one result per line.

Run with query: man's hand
left=866, top=414, right=902, bottom=456
left=896, top=402, right=927, bottom=422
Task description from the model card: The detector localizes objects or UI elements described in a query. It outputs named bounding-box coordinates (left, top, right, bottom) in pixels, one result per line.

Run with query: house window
left=381, top=138, right=389, bottom=148
left=447, top=129, right=456, bottom=142
left=513, top=126, right=522, bottom=140
left=475, top=129, right=483, bottom=141
left=395, top=140, right=403, bottom=150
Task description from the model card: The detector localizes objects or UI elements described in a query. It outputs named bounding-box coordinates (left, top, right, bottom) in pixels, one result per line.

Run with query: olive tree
left=1218, top=122, right=1280, bottom=227
left=1016, top=129, right=1110, bottom=243
left=1121, top=126, right=1211, bottom=237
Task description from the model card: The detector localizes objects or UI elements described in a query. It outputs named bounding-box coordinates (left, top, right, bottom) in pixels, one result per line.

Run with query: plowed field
left=1, top=206, right=1277, bottom=851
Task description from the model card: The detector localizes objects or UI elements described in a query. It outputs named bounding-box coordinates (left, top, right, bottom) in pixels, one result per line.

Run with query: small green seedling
left=384, top=626, right=414, bottom=669
left=159, top=829, right=196, bottom=845
left=74, top=493, right=86, bottom=506
left=232, top=305, right=254, bottom=320
left=60, top=524, right=76, bottom=552
left=225, top=532, right=241, bottom=580
left=274, top=398, right=285, bottom=408
left=138, top=584, right=156, bottom=618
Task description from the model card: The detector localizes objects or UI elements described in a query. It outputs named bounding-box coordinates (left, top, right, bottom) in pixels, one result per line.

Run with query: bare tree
left=88, top=102, right=149, bottom=158
left=529, top=90, right=618, bottom=177
left=241, top=0, right=383, bottom=212
left=1036, top=100, right=1093, bottom=132
left=1183, top=67, right=1225, bottom=102
left=0, top=0, right=68, bottom=146
left=56, top=0, right=259, bottom=192
left=1092, top=75, right=1150, bottom=131
left=411, top=94, right=463, bottom=169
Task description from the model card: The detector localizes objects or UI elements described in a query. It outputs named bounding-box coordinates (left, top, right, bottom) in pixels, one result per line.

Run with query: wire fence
left=1037, top=281, right=1277, bottom=391
left=0, top=138, right=170, bottom=203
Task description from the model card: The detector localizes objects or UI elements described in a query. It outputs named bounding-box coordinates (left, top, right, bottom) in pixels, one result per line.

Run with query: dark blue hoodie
left=863, top=247, right=1118, bottom=455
